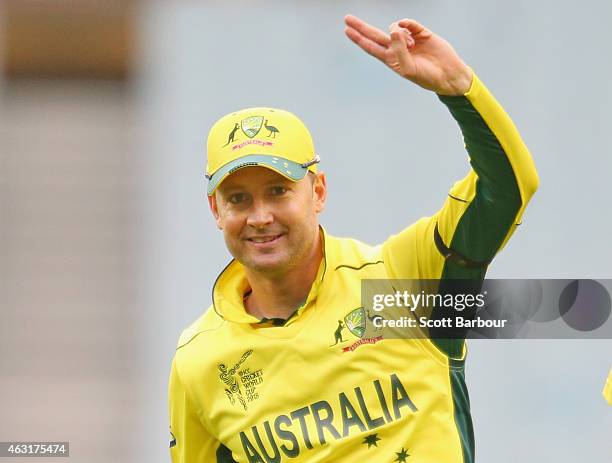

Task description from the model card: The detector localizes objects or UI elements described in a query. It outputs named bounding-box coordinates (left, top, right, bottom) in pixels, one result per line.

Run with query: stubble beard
left=227, top=224, right=318, bottom=278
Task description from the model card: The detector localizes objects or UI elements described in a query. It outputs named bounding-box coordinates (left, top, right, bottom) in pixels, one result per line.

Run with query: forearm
left=429, top=73, right=539, bottom=355
left=437, top=72, right=539, bottom=266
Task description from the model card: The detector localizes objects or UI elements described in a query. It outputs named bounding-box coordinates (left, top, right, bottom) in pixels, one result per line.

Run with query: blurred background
left=0, top=1, right=610, bottom=462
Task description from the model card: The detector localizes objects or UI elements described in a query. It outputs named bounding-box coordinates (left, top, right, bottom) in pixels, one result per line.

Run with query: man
left=168, top=14, right=538, bottom=463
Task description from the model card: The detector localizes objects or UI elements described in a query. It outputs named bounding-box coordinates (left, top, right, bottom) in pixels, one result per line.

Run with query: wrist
left=440, top=65, right=473, bottom=96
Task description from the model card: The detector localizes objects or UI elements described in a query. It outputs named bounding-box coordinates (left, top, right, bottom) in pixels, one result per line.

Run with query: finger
left=345, top=14, right=390, bottom=47
left=389, top=24, right=414, bottom=73
left=397, top=18, right=430, bottom=37
left=401, top=28, right=416, bottom=48
left=345, top=26, right=387, bottom=61
left=389, top=21, right=415, bottom=48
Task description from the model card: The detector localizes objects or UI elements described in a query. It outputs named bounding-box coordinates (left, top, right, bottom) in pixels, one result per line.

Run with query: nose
left=246, top=198, right=274, bottom=229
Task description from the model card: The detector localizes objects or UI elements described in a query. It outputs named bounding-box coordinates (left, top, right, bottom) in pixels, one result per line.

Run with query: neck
left=244, top=230, right=323, bottom=320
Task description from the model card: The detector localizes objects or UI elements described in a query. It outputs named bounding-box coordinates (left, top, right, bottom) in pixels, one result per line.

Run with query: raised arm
left=345, top=15, right=539, bottom=357
left=344, top=13, right=538, bottom=270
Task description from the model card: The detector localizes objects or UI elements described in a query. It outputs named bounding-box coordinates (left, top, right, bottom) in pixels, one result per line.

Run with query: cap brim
left=207, top=154, right=309, bottom=195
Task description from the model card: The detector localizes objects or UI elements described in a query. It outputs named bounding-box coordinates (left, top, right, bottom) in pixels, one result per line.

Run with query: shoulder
left=326, top=233, right=384, bottom=269
left=176, top=305, right=225, bottom=350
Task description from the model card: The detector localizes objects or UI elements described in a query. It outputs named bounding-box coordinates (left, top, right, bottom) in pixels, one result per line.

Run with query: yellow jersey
left=169, top=74, right=538, bottom=463
left=604, top=368, right=612, bottom=405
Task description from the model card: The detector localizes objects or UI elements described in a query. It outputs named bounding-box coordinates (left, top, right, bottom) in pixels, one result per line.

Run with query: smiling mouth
left=246, top=234, right=284, bottom=244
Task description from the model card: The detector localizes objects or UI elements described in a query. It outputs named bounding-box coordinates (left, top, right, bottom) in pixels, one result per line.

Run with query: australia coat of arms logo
left=240, top=116, right=264, bottom=138
left=344, top=307, right=366, bottom=338
left=330, top=307, right=383, bottom=352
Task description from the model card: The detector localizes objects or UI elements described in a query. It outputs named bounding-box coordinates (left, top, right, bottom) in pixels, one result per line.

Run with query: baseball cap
left=205, top=107, right=320, bottom=195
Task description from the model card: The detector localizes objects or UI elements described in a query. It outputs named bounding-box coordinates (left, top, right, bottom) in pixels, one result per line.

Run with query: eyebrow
left=219, top=178, right=292, bottom=193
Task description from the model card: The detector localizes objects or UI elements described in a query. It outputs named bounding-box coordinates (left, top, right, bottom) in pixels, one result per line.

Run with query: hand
left=344, top=14, right=473, bottom=96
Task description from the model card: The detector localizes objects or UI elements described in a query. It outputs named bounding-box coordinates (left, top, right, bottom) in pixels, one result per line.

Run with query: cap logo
left=241, top=116, right=264, bottom=138
left=231, top=139, right=274, bottom=151
left=223, top=123, right=240, bottom=147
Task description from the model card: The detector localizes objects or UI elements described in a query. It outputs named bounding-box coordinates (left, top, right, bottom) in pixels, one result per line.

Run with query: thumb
left=389, top=25, right=414, bottom=75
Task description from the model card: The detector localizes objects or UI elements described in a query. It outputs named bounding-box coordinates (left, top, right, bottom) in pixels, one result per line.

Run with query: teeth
left=251, top=236, right=277, bottom=243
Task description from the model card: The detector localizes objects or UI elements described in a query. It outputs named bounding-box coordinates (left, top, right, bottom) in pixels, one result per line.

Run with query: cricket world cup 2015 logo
left=218, top=349, right=265, bottom=411
left=219, top=350, right=252, bottom=411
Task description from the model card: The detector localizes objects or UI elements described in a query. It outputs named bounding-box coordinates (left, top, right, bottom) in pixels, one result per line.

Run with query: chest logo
left=218, top=349, right=264, bottom=411
left=345, top=307, right=366, bottom=338
left=331, top=307, right=384, bottom=352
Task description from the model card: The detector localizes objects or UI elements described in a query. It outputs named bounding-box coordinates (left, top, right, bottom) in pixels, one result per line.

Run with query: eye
left=270, top=186, right=287, bottom=196
left=228, top=192, right=249, bottom=204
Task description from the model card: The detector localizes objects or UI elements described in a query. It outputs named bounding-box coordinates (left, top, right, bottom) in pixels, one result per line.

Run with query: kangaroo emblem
left=224, top=122, right=240, bottom=146
left=330, top=320, right=346, bottom=346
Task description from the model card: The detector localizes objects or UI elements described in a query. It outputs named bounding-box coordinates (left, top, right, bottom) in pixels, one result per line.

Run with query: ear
left=208, top=193, right=223, bottom=230
left=312, top=172, right=327, bottom=213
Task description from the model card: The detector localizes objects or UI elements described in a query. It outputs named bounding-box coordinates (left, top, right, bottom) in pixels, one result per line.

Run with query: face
left=209, top=167, right=327, bottom=277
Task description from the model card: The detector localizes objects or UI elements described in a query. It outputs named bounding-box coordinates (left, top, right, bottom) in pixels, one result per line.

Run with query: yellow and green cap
left=205, top=107, right=319, bottom=195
